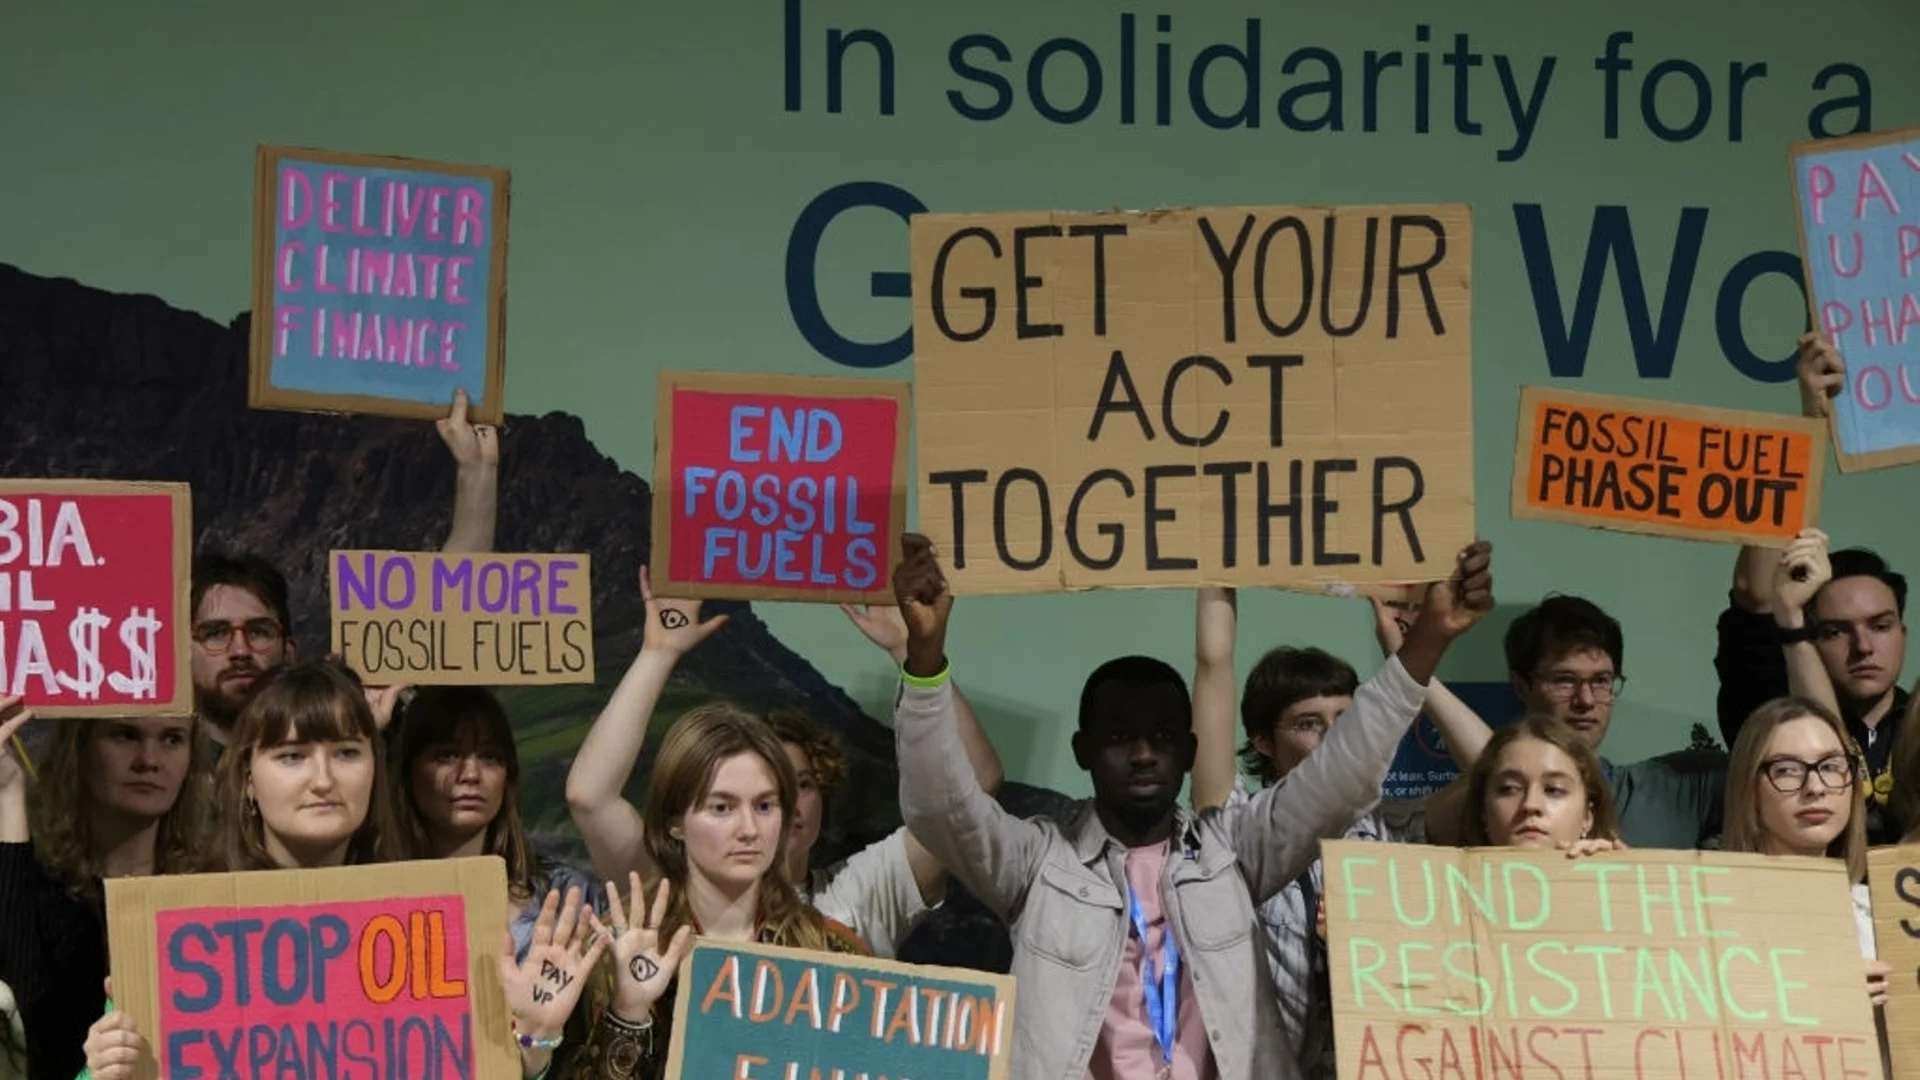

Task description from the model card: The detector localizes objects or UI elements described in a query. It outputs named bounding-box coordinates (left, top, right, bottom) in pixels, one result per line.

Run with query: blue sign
left=1380, top=681, right=1525, bottom=800
left=1793, top=130, right=1920, bottom=468
left=250, top=146, right=509, bottom=422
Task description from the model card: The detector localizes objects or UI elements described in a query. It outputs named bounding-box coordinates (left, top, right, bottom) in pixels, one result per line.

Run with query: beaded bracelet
left=512, top=1020, right=565, bottom=1051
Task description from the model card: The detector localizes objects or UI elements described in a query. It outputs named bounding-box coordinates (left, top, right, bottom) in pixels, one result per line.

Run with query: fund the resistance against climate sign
left=910, top=204, right=1475, bottom=595
left=1323, top=842, right=1880, bottom=1080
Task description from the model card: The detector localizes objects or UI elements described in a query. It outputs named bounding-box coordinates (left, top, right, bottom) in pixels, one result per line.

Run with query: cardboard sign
left=910, top=204, right=1476, bottom=594
left=329, top=551, right=593, bottom=685
left=1325, top=841, right=1881, bottom=1080
left=105, top=858, right=516, bottom=1080
left=1869, top=845, right=1920, bottom=1080
left=250, top=145, right=510, bottom=423
left=1791, top=126, right=1920, bottom=473
left=0, top=480, right=191, bottom=716
left=1511, top=387, right=1826, bottom=547
left=666, top=939, right=1016, bottom=1080
left=651, top=371, right=910, bottom=603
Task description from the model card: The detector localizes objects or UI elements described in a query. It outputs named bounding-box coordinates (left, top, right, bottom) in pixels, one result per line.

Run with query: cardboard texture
left=666, top=938, right=1016, bottom=1080
left=910, top=204, right=1475, bottom=595
left=0, top=479, right=192, bottom=716
left=1510, top=387, right=1827, bottom=547
left=651, top=370, right=911, bottom=604
left=105, top=857, right=516, bottom=1080
left=1869, top=846, right=1920, bottom=1080
left=249, top=145, right=511, bottom=424
left=1789, top=125, right=1920, bottom=474
left=329, top=550, right=594, bottom=685
left=1324, top=841, right=1883, bottom=1080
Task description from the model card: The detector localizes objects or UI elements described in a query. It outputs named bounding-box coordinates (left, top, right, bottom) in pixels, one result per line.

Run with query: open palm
left=639, top=567, right=728, bottom=657
left=593, top=872, right=694, bottom=1019
left=497, top=887, right=606, bottom=1040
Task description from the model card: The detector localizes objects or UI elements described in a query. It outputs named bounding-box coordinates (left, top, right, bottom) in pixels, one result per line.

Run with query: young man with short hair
left=891, top=534, right=1493, bottom=1080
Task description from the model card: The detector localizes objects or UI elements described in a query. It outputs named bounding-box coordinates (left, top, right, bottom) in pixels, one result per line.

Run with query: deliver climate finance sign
left=1324, top=842, right=1879, bottom=1080
left=910, top=204, right=1476, bottom=594
left=329, top=551, right=593, bottom=685
left=652, top=371, right=910, bottom=604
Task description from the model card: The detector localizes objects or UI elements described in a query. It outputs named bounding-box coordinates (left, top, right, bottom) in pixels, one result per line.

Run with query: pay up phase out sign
left=652, top=370, right=910, bottom=604
left=249, top=145, right=511, bottom=424
left=329, top=551, right=593, bottom=685
left=0, top=480, right=191, bottom=715
left=667, top=940, right=1015, bottom=1080
left=1323, top=842, right=1879, bottom=1080
left=106, top=858, right=516, bottom=1080
left=910, top=204, right=1475, bottom=594
left=1510, top=388, right=1825, bottom=547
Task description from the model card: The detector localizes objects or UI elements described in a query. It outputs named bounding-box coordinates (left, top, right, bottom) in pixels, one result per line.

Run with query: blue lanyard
left=1126, top=886, right=1180, bottom=1065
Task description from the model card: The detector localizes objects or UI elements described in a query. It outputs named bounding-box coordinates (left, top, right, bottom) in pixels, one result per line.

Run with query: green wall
left=4, top=0, right=1916, bottom=797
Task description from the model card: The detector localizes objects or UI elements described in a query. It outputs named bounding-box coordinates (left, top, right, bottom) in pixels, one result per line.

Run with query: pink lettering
left=392, top=183, right=427, bottom=238
left=1902, top=363, right=1920, bottom=406
left=439, top=323, right=463, bottom=370
left=279, top=168, right=314, bottom=229
left=277, top=242, right=306, bottom=291
left=1857, top=366, right=1893, bottom=411
left=452, top=188, right=486, bottom=247
left=313, top=245, right=338, bottom=294
left=1862, top=298, right=1903, bottom=348
left=320, top=172, right=352, bottom=233
left=1807, top=165, right=1835, bottom=226
left=1821, top=301, right=1854, bottom=344
left=274, top=306, right=303, bottom=358
left=446, top=257, right=472, bottom=304
left=1905, top=152, right=1920, bottom=176
left=424, top=187, right=451, bottom=242
left=1828, top=232, right=1864, bottom=278
left=350, top=176, right=378, bottom=237
left=1904, top=296, right=1920, bottom=347
left=1900, top=226, right=1920, bottom=278
left=1855, top=160, right=1901, bottom=220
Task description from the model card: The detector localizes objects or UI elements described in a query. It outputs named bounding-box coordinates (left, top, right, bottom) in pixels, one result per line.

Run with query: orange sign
left=1511, top=388, right=1826, bottom=546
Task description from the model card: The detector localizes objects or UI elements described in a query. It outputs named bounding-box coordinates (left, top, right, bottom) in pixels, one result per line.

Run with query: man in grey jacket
left=890, top=534, right=1494, bottom=1080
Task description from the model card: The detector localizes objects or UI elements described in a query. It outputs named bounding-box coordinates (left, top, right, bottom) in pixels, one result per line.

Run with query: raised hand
left=497, top=888, right=607, bottom=1052
left=639, top=566, right=728, bottom=658
left=891, top=534, right=954, bottom=676
left=1559, top=837, right=1626, bottom=859
left=437, top=388, right=501, bottom=468
left=83, top=1001, right=146, bottom=1080
left=0, top=697, right=34, bottom=794
left=1868, top=959, right=1891, bottom=1008
left=1415, top=541, right=1495, bottom=640
left=592, top=873, right=694, bottom=1020
left=366, top=683, right=413, bottom=732
left=1771, top=528, right=1832, bottom=617
left=840, top=602, right=909, bottom=662
left=1796, top=334, right=1845, bottom=420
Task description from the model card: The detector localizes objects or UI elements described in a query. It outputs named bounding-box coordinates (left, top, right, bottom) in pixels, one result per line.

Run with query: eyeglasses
left=1280, top=716, right=1329, bottom=736
left=1534, top=673, right=1625, bottom=702
left=192, top=618, right=285, bottom=654
left=1759, top=754, right=1858, bottom=794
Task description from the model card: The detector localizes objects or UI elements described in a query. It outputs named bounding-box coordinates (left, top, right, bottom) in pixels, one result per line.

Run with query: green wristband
left=901, top=660, right=952, bottom=688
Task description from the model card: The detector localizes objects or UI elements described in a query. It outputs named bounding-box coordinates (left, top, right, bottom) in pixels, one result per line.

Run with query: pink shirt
left=1087, top=842, right=1219, bottom=1080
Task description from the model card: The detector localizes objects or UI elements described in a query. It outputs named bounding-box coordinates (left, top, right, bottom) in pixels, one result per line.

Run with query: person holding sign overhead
left=79, top=660, right=604, bottom=1080
left=890, top=533, right=1493, bottom=1080
left=567, top=567, right=1003, bottom=960
left=563, top=703, right=871, bottom=1078
left=0, top=696, right=214, bottom=1080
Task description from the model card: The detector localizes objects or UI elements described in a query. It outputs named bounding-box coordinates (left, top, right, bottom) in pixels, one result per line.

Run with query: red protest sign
left=0, top=480, right=192, bottom=716
left=652, top=371, right=909, bottom=604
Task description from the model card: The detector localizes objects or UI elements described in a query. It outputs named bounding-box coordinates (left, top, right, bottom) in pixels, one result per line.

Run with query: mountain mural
left=0, top=261, right=1082, bottom=969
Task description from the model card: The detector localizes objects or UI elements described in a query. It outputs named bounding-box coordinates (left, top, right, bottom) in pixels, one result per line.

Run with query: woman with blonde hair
left=0, top=696, right=213, bottom=1080
left=81, top=661, right=606, bottom=1080
left=1459, top=715, right=1625, bottom=852
left=569, top=701, right=869, bottom=1077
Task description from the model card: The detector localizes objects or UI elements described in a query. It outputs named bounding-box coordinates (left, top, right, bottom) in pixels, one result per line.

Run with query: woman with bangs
left=568, top=702, right=870, bottom=1078
left=80, top=662, right=607, bottom=1080
left=389, top=686, right=599, bottom=959
left=1721, top=698, right=1890, bottom=1016
left=0, top=696, right=213, bottom=1080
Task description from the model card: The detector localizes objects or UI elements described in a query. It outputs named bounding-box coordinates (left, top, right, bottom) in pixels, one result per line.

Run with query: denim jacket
left=895, top=656, right=1427, bottom=1080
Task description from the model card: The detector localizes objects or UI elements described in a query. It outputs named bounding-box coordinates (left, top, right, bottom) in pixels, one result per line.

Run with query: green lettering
left=1342, top=856, right=1380, bottom=919
left=1441, top=941, right=1491, bottom=1017
left=1445, top=860, right=1496, bottom=926
left=1397, top=942, right=1440, bottom=1016
left=1349, top=937, right=1397, bottom=1008
left=1666, top=947, right=1718, bottom=1020
left=1769, top=947, right=1819, bottom=1027
left=1570, top=863, right=1631, bottom=932
left=1501, top=861, right=1551, bottom=930
left=1631, top=946, right=1677, bottom=1020
left=1572, top=944, right=1626, bottom=1019
left=1689, top=866, right=1738, bottom=939
left=1390, top=858, right=1438, bottom=928
left=1525, top=942, right=1580, bottom=1018
left=1717, top=946, right=1767, bottom=1021
left=1634, top=863, right=1688, bottom=937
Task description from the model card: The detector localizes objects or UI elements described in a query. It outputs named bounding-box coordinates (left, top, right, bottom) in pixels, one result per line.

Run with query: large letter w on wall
left=1514, top=204, right=1708, bottom=379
